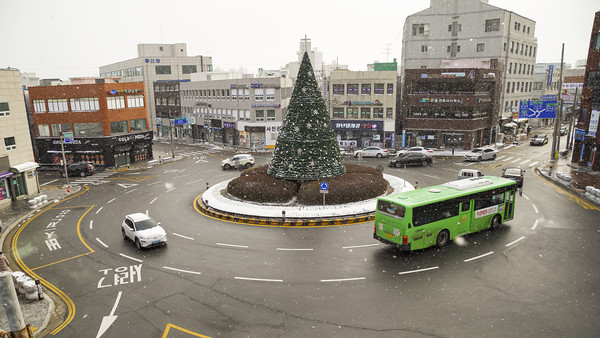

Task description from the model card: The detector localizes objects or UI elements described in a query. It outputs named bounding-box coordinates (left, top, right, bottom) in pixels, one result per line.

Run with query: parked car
left=560, top=125, right=568, bottom=136
left=530, top=134, right=549, bottom=146
left=121, top=213, right=167, bottom=250
left=59, top=162, right=94, bottom=177
left=396, top=146, right=434, bottom=157
left=457, top=169, right=483, bottom=180
left=389, top=153, right=433, bottom=167
left=502, top=167, right=525, bottom=187
left=221, top=154, right=255, bottom=170
left=353, top=146, right=389, bottom=158
left=464, top=148, right=496, bottom=162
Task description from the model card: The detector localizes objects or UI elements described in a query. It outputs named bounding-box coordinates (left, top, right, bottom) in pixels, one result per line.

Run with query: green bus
left=374, top=176, right=517, bottom=251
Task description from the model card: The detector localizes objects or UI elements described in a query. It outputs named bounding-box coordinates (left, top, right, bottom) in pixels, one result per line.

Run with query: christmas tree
left=267, top=52, right=346, bottom=181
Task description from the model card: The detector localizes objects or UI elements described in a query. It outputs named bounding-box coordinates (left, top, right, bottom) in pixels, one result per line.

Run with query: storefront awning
left=504, top=122, right=517, bottom=127
left=11, top=162, right=40, bottom=173
left=0, top=172, right=13, bottom=180
left=512, top=118, right=529, bottom=123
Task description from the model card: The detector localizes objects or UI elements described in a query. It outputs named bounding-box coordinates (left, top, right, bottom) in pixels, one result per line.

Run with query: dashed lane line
left=172, top=233, right=195, bottom=240
left=96, top=238, right=109, bottom=248
left=119, top=253, right=143, bottom=263
left=235, top=277, right=283, bottom=282
left=276, top=248, right=314, bottom=251
left=321, top=277, right=366, bottom=283
left=163, top=266, right=202, bottom=275
left=463, top=251, right=494, bottom=262
left=505, top=236, right=526, bottom=247
left=398, top=266, right=439, bottom=275
left=216, top=243, right=249, bottom=249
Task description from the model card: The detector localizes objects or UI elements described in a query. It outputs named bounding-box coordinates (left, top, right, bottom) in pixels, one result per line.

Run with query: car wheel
left=492, top=154, right=497, bottom=160
left=135, top=238, right=142, bottom=250
left=223, top=164, right=231, bottom=170
left=436, top=230, right=450, bottom=248
left=394, top=162, right=401, bottom=168
left=490, top=215, right=502, bottom=229
left=477, top=156, right=482, bottom=162
left=376, top=153, right=383, bottom=158
left=245, top=162, right=252, bottom=168
left=122, top=228, right=127, bottom=240
left=421, top=160, right=428, bottom=167
left=80, top=171, right=86, bottom=177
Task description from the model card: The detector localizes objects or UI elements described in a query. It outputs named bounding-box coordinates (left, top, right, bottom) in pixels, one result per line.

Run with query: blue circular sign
left=320, top=182, right=329, bottom=190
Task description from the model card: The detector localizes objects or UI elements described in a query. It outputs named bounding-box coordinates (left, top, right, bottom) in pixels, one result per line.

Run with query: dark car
left=502, top=167, right=525, bottom=187
left=389, top=153, right=433, bottom=167
left=59, top=162, right=94, bottom=177
left=560, top=125, right=568, bottom=136
left=530, top=134, right=548, bottom=146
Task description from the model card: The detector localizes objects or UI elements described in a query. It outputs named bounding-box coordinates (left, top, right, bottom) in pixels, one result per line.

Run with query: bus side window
left=461, top=202, right=470, bottom=212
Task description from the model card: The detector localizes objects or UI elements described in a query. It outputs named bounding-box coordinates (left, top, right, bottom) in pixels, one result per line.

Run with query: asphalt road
left=14, top=143, right=600, bottom=337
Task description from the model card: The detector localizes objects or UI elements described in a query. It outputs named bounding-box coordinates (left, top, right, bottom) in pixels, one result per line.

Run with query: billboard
left=519, top=100, right=557, bottom=119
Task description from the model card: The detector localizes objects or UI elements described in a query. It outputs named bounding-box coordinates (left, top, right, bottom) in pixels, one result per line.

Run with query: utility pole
left=566, top=86, right=578, bottom=150
left=550, top=43, right=565, bottom=162
left=60, top=133, right=70, bottom=187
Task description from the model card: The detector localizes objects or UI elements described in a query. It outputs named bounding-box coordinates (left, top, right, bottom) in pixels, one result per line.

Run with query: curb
left=535, top=167, right=600, bottom=208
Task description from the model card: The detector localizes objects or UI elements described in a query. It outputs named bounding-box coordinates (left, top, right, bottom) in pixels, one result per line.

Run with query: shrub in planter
left=227, top=166, right=299, bottom=203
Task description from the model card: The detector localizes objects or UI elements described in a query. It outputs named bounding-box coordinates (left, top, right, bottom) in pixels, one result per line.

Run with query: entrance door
left=114, top=152, right=130, bottom=167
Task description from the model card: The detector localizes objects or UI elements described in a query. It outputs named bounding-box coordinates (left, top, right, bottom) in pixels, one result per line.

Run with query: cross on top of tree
left=267, top=52, right=346, bottom=181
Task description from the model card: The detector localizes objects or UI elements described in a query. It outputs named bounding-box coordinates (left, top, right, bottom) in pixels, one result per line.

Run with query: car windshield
left=471, top=149, right=483, bottom=153
left=534, top=135, right=544, bottom=138
left=504, top=168, right=522, bottom=175
left=135, top=218, right=158, bottom=231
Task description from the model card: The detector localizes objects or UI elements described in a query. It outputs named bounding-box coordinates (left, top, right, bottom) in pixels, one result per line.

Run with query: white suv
left=221, top=154, right=255, bottom=170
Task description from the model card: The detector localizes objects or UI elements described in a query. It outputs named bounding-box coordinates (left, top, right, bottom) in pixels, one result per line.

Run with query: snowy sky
left=1, top=0, right=597, bottom=79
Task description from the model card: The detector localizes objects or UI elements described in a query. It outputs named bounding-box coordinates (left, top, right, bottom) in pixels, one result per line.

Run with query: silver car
left=353, top=146, right=389, bottom=158
left=464, top=148, right=497, bottom=162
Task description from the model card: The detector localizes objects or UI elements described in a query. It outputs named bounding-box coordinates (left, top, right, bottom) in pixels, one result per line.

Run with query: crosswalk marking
left=520, top=159, right=530, bottom=165
left=510, top=157, right=522, bottom=163
left=503, top=157, right=513, bottom=162
left=528, top=161, right=539, bottom=167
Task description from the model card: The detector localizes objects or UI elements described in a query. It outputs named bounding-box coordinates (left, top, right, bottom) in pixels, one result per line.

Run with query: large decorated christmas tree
left=267, top=52, right=346, bottom=181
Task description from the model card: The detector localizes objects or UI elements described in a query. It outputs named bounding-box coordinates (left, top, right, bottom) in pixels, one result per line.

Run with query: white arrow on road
left=96, top=291, right=122, bottom=338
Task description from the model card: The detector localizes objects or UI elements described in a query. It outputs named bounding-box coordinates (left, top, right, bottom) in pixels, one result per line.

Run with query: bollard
left=282, top=210, right=286, bottom=223
left=23, top=281, right=37, bottom=300
left=35, top=279, right=44, bottom=300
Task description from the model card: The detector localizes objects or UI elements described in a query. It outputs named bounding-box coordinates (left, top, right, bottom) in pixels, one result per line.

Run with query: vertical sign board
left=547, top=65, right=554, bottom=86
left=589, top=110, right=600, bottom=138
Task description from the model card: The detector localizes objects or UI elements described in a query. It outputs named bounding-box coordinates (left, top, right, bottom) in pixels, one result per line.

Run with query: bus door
left=504, top=189, right=515, bottom=220
left=456, top=201, right=471, bottom=236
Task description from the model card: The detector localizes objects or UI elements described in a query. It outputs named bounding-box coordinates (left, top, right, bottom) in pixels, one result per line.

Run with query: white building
left=0, top=68, right=40, bottom=205
left=99, top=43, right=212, bottom=135
left=401, top=0, right=538, bottom=121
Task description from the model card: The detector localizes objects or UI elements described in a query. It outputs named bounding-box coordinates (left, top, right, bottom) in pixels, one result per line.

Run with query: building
left=1, top=68, right=40, bottom=205
left=402, top=67, right=501, bottom=149
left=28, top=82, right=153, bottom=168
left=179, top=76, right=294, bottom=150
left=401, top=0, right=537, bottom=122
left=573, top=11, right=600, bottom=171
left=327, top=70, right=398, bottom=149
left=99, top=43, right=212, bottom=136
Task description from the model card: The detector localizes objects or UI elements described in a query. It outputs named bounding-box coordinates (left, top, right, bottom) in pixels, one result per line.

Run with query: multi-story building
left=530, top=63, right=563, bottom=127
left=1, top=68, right=40, bottom=205
left=29, top=82, right=153, bottom=168
left=99, top=43, right=212, bottom=136
left=401, top=0, right=537, bottom=122
left=327, top=69, right=397, bottom=149
left=179, top=76, right=294, bottom=150
left=574, top=11, right=600, bottom=170
left=402, top=67, right=501, bottom=149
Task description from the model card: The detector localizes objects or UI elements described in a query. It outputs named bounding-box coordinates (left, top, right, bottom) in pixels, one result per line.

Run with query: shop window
left=361, top=84, right=371, bottom=95
left=110, top=120, right=128, bottom=134
left=130, top=118, right=147, bottom=131
left=333, top=84, right=344, bottom=95
left=374, top=84, right=384, bottom=95
left=37, top=124, right=50, bottom=137
left=387, top=83, right=394, bottom=95
left=373, top=108, right=383, bottom=119
left=255, top=110, right=265, bottom=122
left=361, top=108, right=371, bottom=119
left=347, top=108, right=358, bottom=118
left=386, top=108, right=393, bottom=119
left=155, top=65, right=171, bottom=75
left=347, top=84, right=359, bottom=95
left=74, top=123, right=103, bottom=137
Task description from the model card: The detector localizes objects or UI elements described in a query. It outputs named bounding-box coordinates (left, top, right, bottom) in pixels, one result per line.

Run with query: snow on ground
left=202, top=174, right=414, bottom=218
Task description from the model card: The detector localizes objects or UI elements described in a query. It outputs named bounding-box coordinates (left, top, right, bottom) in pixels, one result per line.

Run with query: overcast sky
left=1, top=0, right=597, bottom=79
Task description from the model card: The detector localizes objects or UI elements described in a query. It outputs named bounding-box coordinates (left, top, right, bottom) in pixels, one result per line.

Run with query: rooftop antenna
left=301, top=34, right=310, bottom=55
left=384, top=44, right=392, bottom=62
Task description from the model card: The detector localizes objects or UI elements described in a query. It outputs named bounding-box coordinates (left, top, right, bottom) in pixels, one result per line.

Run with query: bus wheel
left=436, top=230, right=450, bottom=248
left=491, top=215, right=502, bottom=229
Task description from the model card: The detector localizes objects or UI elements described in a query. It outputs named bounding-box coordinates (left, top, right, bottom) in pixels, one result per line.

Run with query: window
left=374, top=84, right=384, bottom=95
left=38, top=124, right=50, bottom=137
left=254, top=88, right=264, bottom=101
left=182, top=65, right=197, bottom=74
left=527, top=26, right=531, bottom=34
left=506, top=82, right=511, bottom=93
left=386, top=108, right=393, bottom=119
left=110, top=120, right=128, bottom=134
left=51, top=123, right=71, bottom=136
left=347, top=84, right=359, bottom=95
left=4, top=137, right=16, bottom=151
left=421, top=45, right=428, bottom=53
left=412, top=23, right=429, bottom=36
left=361, top=108, right=371, bottom=119
left=244, top=89, right=249, bottom=100
left=33, top=99, right=46, bottom=113
left=511, top=41, right=514, bottom=53
left=477, top=43, right=485, bottom=52
left=74, top=123, right=103, bottom=137
left=514, top=22, right=520, bottom=30
left=361, top=84, right=371, bottom=95
left=333, top=107, right=345, bottom=118
left=373, top=108, right=383, bottom=119
left=533, top=47, right=536, bottom=57
left=266, top=88, right=275, bottom=101
left=267, top=110, right=276, bottom=121
left=130, top=118, right=147, bottom=131
left=107, top=96, right=125, bottom=109
left=155, top=65, right=171, bottom=74
left=485, top=19, right=500, bottom=32
left=347, top=107, right=358, bottom=118
left=47, top=99, right=68, bottom=112
left=332, top=84, right=344, bottom=95
left=70, top=97, right=99, bottom=111
left=255, top=110, right=264, bottom=121
left=0, top=102, right=9, bottom=116
left=509, top=63, right=512, bottom=74
left=231, top=89, right=237, bottom=100
left=511, top=82, right=515, bottom=93
left=127, top=95, right=144, bottom=108
left=387, top=83, right=394, bottom=94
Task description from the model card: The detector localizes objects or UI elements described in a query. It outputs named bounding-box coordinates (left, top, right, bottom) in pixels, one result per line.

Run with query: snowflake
left=302, top=87, right=307, bottom=92
left=294, top=126, right=300, bottom=132
left=306, top=123, right=311, bottom=128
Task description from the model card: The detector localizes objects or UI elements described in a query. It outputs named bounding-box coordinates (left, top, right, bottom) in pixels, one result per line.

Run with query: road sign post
left=61, top=133, right=73, bottom=188
left=320, top=182, right=329, bottom=206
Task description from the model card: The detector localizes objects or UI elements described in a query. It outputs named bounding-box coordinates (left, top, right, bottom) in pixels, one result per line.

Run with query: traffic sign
left=63, top=132, right=74, bottom=144
left=519, top=100, right=557, bottom=119
left=172, top=118, right=186, bottom=125
left=319, top=182, right=329, bottom=191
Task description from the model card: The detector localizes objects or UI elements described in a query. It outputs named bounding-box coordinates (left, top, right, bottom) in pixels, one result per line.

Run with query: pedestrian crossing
left=458, top=155, right=539, bottom=168
left=70, top=171, right=115, bottom=186
left=177, top=149, right=219, bottom=157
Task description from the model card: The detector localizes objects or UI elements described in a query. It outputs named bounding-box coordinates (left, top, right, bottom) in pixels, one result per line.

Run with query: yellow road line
left=162, top=323, right=211, bottom=337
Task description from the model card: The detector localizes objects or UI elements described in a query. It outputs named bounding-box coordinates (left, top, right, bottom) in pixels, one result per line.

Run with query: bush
left=227, top=166, right=300, bottom=203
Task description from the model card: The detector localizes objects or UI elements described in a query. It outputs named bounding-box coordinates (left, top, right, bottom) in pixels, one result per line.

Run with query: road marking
left=531, top=219, right=539, bottom=230
left=95, top=238, right=109, bottom=248
left=510, top=157, right=522, bottom=163
left=235, top=277, right=283, bottom=282
left=216, top=243, right=249, bottom=249
left=276, top=248, right=314, bottom=251
left=166, top=188, right=176, bottom=193
left=522, top=194, right=530, bottom=200
left=342, top=244, right=380, bottom=249
left=89, top=220, right=93, bottom=229
left=119, top=253, right=143, bottom=263
left=96, top=207, right=103, bottom=214
left=320, top=277, right=366, bottom=283
left=173, top=174, right=190, bottom=179
left=505, top=236, right=526, bottom=247
left=148, top=180, right=163, bottom=186
left=464, top=251, right=494, bottom=262
left=172, top=233, right=195, bottom=240
left=195, top=159, right=208, bottom=164
left=150, top=197, right=158, bottom=204
left=529, top=161, right=539, bottom=167
left=496, top=156, right=506, bottom=160
left=40, top=179, right=59, bottom=186
left=397, top=266, right=439, bottom=275
left=503, top=157, right=514, bottom=162
left=163, top=266, right=202, bottom=275
left=185, top=179, right=204, bottom=185
left=532, top=204, right=539, bottom=213
left=124, top=188, right=138, bottom=194
left=107, top=198, right=116, bottom=204
left=422, top=174, right=440, bottom=179
left=96, top=291, right=122, bottom=338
